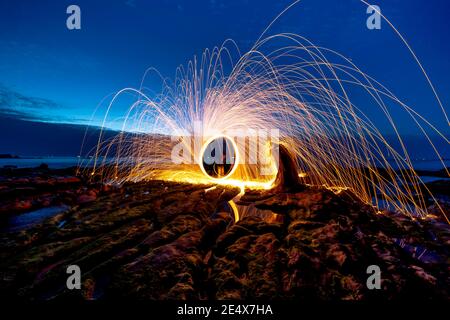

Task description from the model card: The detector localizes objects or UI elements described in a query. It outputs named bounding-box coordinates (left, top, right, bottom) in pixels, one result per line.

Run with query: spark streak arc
left=81, top=5, right=449, bottom=223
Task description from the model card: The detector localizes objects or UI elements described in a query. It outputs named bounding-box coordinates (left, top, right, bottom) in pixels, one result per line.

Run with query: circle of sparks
left=199, top=135, right=240, bottom=181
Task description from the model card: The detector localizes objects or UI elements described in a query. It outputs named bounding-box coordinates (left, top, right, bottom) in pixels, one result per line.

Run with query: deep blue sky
left=0, top=0, right=449, bottom=136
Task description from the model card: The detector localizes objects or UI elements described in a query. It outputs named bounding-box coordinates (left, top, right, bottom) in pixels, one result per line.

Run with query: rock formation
left=0, top=177, right=448, bottom=300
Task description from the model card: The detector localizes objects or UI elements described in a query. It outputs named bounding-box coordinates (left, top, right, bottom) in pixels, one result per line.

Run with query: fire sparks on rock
left=81, top=30, right=448, bottom=222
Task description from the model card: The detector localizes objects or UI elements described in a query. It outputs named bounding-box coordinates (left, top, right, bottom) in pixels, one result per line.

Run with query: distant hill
left=0, top=114, right=448, bottom=160
left=0, top=154, right=19, bottom=159
left=0, top=115, right=118, bottom=157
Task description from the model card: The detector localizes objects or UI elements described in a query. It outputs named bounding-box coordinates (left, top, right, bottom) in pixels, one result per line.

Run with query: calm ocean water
left=0, top=157, right=448, bottom=171
left=0, top=157, right=85, bottom=169
left=1, top=205, right=70, bottom=233
left=386, top=159, right=449, bottom=171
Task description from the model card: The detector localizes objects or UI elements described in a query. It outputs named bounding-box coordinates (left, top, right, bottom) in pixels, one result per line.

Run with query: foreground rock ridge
left=0, top=178, right=448, bottom=300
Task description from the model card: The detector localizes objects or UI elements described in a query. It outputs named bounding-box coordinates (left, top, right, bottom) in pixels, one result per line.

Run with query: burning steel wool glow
left=80, top=4, right=449, bottom=223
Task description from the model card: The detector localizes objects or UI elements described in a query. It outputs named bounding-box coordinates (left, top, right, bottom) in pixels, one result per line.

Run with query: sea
left=0, top=156, right=84, bottom=169
left=0, top=157, right=448, bottom=172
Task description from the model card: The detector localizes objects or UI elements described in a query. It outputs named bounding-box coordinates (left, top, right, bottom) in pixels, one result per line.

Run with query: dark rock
left=0, top=177, right=448, bottom=300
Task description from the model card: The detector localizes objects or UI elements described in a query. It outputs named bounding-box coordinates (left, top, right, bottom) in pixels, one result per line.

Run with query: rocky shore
left=0, top=165, right=449, bottom=300
left=0, top=165, right=104, bottom=217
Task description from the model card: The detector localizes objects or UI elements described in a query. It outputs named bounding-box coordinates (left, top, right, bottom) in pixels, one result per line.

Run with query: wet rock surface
left=0, top=166, right=100, bottom=217
left=0, top=175, right=449, bottom=300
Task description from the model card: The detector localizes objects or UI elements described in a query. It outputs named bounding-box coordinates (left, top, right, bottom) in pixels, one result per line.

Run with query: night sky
left=0, top=0, right=449, bottom=155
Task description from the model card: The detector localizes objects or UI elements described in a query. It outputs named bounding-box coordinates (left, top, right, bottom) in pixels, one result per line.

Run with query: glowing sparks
left=80, top=29, right=448, bottom=223
left=228, top=200, right=240, bottom=223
